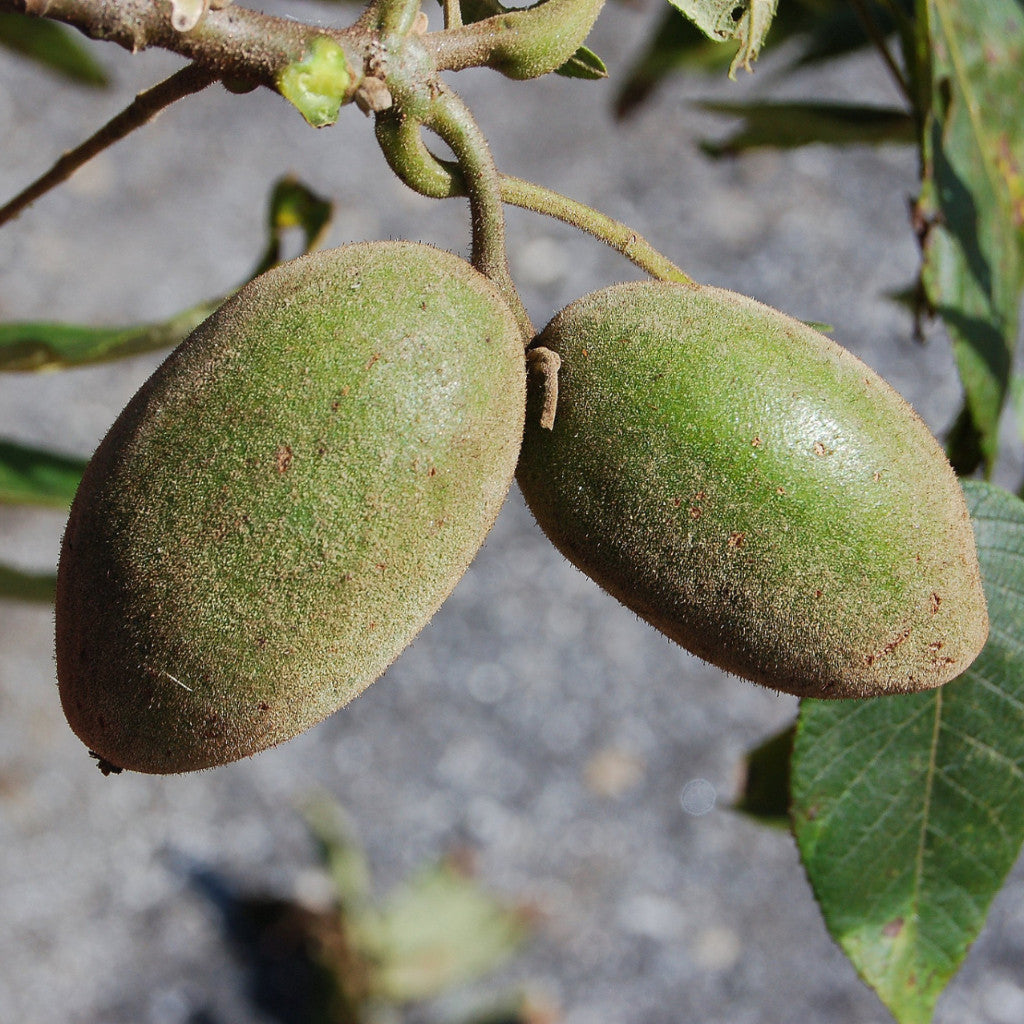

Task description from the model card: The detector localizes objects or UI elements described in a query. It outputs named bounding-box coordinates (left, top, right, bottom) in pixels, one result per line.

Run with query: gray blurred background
left=3, top=3, right=1024, bottom=1022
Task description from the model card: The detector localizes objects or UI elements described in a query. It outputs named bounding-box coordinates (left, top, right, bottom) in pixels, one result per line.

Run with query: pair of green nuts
left=56, top=241, right=989, bottom=774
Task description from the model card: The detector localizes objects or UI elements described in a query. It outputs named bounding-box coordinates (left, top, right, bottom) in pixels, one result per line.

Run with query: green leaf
left=368, top=862, right=527, bottom=1002
left=0, top=302, right=216, bottom=372
left=734, top=724, right=794, bottom=826
left=0, top=439, right=86, bottom=507
left=0, top=12, right=108, bottom=86
left=302, top=797, right=374, bottom=912
left=792, top=481, right=1024, bottom=1024
left=1, top=175, right=333, bottom=373
left=555, top=44, right=607, bottom=80
left=665, top=0, right=779, bottom=77
left=0, top=564, right=56, bottom=603
left=250, top=175, right=334, bottom=279
left=614, top=0, right=850, bottom=119
left=699, top=101, right=914, bottom=156
left=918, top=0, right=1024, bottom=472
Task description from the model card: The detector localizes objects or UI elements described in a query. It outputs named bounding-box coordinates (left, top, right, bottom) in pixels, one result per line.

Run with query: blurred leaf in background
left=697, top=99, right=914, bottom=156
left=0, top=306, right=218, bottom=372
left=614, top=0, right=889, bottom=118
left=367, top=857, right=530, bottom=1004
left=0, top=175, right=333, bottom=374
left=174, top=798, right=533, bottom=1024
left=0, top=440, right=87, bottom=507
left=0, top=10, right=108, bottom=86
left=0, top=564, right=56, bottom=603
left=0, top=175, right=337, bottom=603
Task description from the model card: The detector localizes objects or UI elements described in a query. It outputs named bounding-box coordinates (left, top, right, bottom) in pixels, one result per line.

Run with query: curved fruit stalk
left=516, top=282, right=989, bottom=699
left=56, top=242, right=526, bottom=773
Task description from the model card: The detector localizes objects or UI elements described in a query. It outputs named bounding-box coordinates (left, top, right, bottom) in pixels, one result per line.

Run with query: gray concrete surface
left=2, top=3, right=1024, bottom=1023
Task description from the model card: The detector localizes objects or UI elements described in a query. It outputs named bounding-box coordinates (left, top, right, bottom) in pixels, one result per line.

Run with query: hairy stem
left=0, top=0, right=365, bottom=92
left=375, top=114, right=462, bottom=197
left=0, top=62, right=218, bottom=228
left=373, top=0, right=422, bottom=38
left=442, top=0, right=463, bottom=30
left=503, top=177, right=692, bottom=285
left=375, top=115, right=692, bottom=284
left=425, top=92, right=533, bottom=338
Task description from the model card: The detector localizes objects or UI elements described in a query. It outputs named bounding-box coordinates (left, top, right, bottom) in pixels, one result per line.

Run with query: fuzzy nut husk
left=57, top=242, right=526, bottom=773
left=516, top=281, right=988, bottom=699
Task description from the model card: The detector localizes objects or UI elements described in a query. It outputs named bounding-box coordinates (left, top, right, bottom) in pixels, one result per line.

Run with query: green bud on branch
left=276, top=36, right=354, bottom=127
left=427, top=0, right=606, bottom=79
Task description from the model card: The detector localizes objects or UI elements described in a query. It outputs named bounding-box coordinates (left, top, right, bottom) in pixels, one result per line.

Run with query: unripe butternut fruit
left=57, top=242, right=526, bottom=773
left=517, top=282, right=988, bottom=699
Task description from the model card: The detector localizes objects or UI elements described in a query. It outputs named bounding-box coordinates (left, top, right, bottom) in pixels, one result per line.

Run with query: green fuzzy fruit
left=517, top=282, right=988, bottom=699
left=57, top=242, right=526, bottom=774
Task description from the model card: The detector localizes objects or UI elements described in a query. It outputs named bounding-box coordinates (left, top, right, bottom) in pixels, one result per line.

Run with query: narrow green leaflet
left=0, top=12, right=108, bottom=86
left=0, top=175, right=333, bottom=373
left=250, top=175, right=334, bottom=278
left=554, top=44, right=607, bottom=81
left=0, top=303, right=215, bottom=372
left=667, top=0, right=779, bottom=76
left=918, top=0, right=1024, bottom=472
left=0, top=564, right=56, bottom=603
left=793, top=482, right=1024, bottom=1024
left=699, top=101, right=914, bottom=156
left=613, top=0, right=851, bottom=119
left=0, top=440, right=86, bottom=507
left=303, top=796, right=373, bottom=911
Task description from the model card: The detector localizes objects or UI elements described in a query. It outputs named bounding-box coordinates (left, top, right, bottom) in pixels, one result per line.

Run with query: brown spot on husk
left=863, top=627, right=912, bottom=667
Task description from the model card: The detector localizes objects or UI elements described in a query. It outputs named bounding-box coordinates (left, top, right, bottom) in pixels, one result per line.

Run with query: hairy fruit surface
left=517, top=282, right=988, bottom=699
left=57, top=242, right=526, bottom=773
